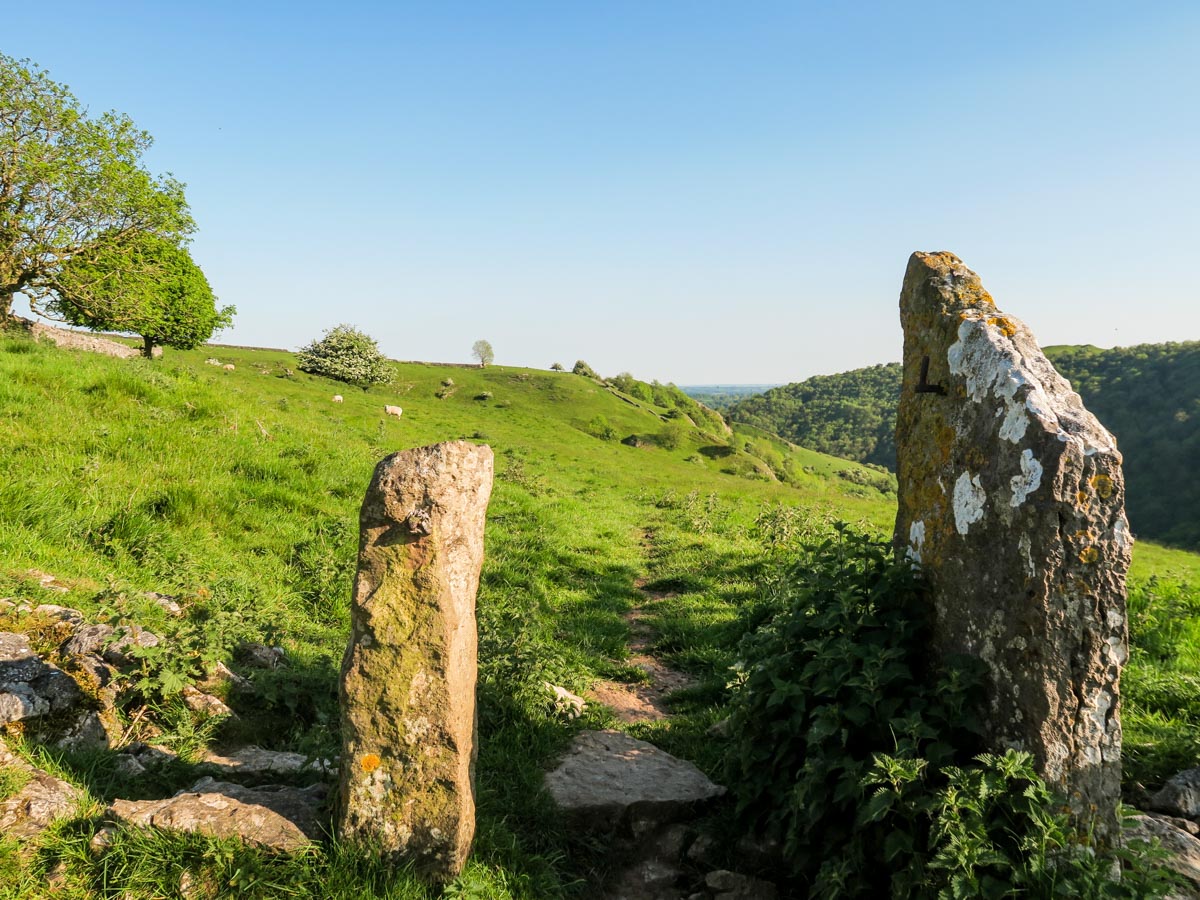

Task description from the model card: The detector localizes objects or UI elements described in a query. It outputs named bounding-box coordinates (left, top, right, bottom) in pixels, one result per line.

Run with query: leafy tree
left=550, top=362, right=564, bottom=371
left=297, top=324, right=392, bottom=388
left=572, top=359, right=599, bottom=379
left=472, top=339, right=494, bottom=367
left=0, top=54, right=193, bottom=320
left=50, top=231, right=233, bottom=356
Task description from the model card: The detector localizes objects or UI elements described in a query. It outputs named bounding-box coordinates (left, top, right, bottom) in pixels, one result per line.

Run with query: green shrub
left=656, top=422, right=686, bottom=450
left=295, top=324, right=392, bottom=388
left=866, top=750, right=1177, bottom=898
left=724, top=527, right=985, bottom=891
left=585, top=414, right=617, bottom=441
left=572, top=359, right=599, bottom=379
left=723, top=526, right=1173, bottom=897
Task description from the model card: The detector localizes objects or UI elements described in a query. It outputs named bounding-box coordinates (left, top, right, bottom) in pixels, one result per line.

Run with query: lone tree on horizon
left=0, top=54, right=193, bottom=321
left=472, top=339, right=494, bottom=367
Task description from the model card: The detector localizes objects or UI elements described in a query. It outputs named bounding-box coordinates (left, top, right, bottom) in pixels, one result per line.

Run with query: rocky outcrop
left=108, top=778, right=326, bottom=852
left=338, top=441, right=494, bottom=881
left=545, top=730, right=725, bottom=832
left=893, top=251, right=1129, bottom=841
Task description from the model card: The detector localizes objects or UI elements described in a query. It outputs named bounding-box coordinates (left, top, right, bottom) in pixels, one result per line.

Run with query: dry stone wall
left=893, top=251, right=1130, bottom=841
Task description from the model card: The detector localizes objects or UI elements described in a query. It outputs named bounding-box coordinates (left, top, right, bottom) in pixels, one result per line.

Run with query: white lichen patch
left=1112, top=516, right=1133, bottom=553
left=998, top=401, right=1030, bottom=443
left=952, top=472, right=986, bottom=535
left=403, top=716, right=432, bottom=746
left=1018, top=534, right=1036, bottom=578
left=1106, top=635, right=1127, bottom=666
left=1009, top=449, right=1043, bottom=507
left=907, top=520, right=926, bottom=564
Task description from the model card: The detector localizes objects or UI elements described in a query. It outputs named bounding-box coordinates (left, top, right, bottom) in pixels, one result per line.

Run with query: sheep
left=332, top=395, right=344, bottom=403
left=385, top=405, right=403, bottom=418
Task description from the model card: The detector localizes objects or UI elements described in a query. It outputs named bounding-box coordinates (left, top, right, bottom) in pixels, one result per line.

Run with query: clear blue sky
left=8, top=2, right=1199, bottom=383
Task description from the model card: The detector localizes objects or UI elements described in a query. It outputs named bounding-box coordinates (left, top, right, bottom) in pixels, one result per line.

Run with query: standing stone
left=894, top=252, right=1130, bottom=841
left=338, top=441, right=493, bottom=881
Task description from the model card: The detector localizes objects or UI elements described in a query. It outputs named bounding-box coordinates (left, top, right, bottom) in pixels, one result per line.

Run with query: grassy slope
left=0, top=331, right=1197, bottom=898
left=0, top=334, right=894, bottom=898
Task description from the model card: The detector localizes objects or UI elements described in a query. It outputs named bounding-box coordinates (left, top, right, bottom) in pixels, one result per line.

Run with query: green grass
left=0, top=326, right=1196, bottom=897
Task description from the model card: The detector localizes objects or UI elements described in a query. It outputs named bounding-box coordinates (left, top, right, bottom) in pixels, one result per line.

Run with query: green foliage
left=724, top=526, right=985, bottom=891
left=549, top=362, right=564, bottom=371
left=50, top=231, right=233, bottom=355
left=296, top=324, right=392, bottom=388
left=724, top=527, right=1175, bottom=897
left=571, top=359, right=598, bottom=378
left=472, top=339, right=494, bottom=367
left=0, top=54, right=193, bottom=319
left=1124, top=574, right=1200, bottom=786
left=866, top=751, right=1178, bottom=898
left=585, top=414, right=618, bottom=441
left=656, top=421, right=687, bottom=450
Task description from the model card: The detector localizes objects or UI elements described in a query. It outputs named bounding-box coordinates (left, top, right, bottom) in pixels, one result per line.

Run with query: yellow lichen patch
left=1090, top=474, right=1114, bottom=500
left=1079, top=547, right=1100, bottom=565
left=985, top=315, right=1018, bottom=338
left=360, top=753, right=382, bottom=773
left=1075, top=490, right=1090, bottom=507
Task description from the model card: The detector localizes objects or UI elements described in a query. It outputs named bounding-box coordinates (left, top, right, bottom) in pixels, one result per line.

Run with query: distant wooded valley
left=701, top=342, right=1200, bottom=552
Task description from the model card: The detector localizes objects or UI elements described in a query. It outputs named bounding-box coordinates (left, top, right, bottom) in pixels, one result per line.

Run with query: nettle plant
left=723, top=526, right=1176, bottom=898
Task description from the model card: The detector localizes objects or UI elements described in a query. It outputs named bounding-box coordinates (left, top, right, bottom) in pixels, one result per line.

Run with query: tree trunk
left=142, top=335, right=156, bottom=358
left=0, top=289, right=13, bottom=322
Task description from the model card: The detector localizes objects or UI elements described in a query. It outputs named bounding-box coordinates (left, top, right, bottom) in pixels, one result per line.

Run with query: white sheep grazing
left=385, top=405, right=403, bottom=418
left=332, top=395, right=344, bottom=403
left=223, top=364, right=235, bottom=371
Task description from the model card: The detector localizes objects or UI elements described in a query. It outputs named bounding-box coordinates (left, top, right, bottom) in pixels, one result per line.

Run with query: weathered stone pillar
left=339, top=441, right=493, bottom=880
left=894, top=251, right=1130, bottom=840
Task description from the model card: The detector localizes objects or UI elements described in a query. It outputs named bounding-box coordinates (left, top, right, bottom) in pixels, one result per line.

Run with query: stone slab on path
left=545, top=730, right=725, bottom=831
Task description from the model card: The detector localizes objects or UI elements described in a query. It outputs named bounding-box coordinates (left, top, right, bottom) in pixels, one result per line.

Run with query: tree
left=297, top=324, right=392, bottom=388
left=0, top=54, right=194, bottom=321
left=472, top=339, right=494, bottom=367
left=550, top=362, right=564, bottom=371
left=51, top=231, right=233, bottom=356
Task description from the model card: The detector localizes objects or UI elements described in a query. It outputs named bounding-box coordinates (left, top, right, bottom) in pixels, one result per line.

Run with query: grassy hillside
left=0, top=329, right=897, bottom=898
left=726, top=343, right=1200, bottom=552
left=0, top=328, right=1197, bottom=897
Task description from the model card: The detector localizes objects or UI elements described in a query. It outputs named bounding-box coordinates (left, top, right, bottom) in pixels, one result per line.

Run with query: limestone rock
left=544, top=682, right=587, bottom=718
left=545, top=730, right=725, bottom=832
left=338, top=441, right=494, bottom=881
left=200, top=746, right=331, bottom=777
left=60, top=624, right=115, bottom=659
left=0, top=738, right=82, bottom=840
left=1127, top=814, right=1200, bottom=892
left=1153, top=769, right=1200, bottom=821
left=0, top=632, right=47, bottom=684
left=236, top=642, right=286, bottom=669
left=893, top=251, right=1129, bottom=840
left=181, top=685, right=234, bottom=719
left=107, top=777, right=326, bottom=852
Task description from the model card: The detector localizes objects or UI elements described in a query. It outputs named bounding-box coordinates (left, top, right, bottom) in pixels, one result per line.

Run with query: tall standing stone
left=894, top=252, right=1130, bottom=841
left=339, top=441, right=493, bottom=880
